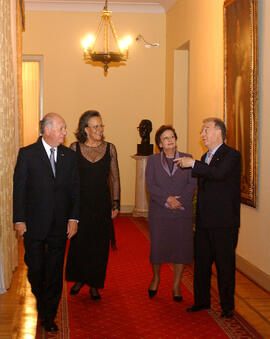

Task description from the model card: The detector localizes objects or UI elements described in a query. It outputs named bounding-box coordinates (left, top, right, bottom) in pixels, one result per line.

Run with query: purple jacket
left=145, top=151, right=197, bottom=220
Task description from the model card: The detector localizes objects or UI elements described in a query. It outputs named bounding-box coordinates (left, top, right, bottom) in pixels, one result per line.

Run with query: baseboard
left=120, top=205, right=134, bottom=214
left=236, top=254, right=270, bottom=293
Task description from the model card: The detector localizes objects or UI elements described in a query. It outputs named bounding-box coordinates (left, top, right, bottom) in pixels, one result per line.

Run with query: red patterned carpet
left=36, top=216, right=262, bottom=338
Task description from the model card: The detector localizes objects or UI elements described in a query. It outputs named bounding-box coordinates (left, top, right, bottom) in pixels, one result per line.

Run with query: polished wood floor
left=0, top=239, right=270, bottom=338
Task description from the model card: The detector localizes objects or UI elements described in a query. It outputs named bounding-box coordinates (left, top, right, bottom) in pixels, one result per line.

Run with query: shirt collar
left=208, top=143, right=223, bottom=156
left=42, top=137, right=57, bottom=159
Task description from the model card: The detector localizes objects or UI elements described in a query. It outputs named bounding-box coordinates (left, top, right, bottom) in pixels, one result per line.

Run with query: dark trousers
left=193, top=227, right=239, bottom=312
left=24, top=231, right=67, bottom=321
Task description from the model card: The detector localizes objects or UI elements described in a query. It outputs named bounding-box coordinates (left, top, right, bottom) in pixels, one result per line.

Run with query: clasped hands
left=166, top=196, right=183, bottom=210
left=173, top=156, right=195, bottom=168
left=166, top=156, right=195, bottom=211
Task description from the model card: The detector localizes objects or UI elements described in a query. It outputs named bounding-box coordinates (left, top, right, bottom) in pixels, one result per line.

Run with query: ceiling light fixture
left=82, top=0, right=132, bottom=73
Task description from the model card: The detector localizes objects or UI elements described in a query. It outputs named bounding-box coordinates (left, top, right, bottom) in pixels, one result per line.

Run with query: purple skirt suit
left=145, top=151, right=197, bottom=264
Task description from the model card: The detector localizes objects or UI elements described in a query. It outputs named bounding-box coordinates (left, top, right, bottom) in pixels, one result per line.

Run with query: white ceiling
left=25, top=0, right=179, bottom=13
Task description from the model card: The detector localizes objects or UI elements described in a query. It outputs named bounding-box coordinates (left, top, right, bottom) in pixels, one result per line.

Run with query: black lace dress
left=65, top=141, right=120, bottom=288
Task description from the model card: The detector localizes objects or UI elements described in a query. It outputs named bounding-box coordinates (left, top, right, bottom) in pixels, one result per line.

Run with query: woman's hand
left=111, top=209, right=119, bottom=219
left=166, top=196, right=182, bottom=210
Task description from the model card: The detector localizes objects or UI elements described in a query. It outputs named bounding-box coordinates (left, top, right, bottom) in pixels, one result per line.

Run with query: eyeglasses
left=88, top=124, right=104, bottom=130
left=161, top=135, right=175, bottom=141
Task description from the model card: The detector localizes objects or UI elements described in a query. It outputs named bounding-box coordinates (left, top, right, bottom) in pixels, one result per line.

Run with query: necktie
left=50, top=148, right=56, bottom=177
left=206, top=152, right=213, bottom=165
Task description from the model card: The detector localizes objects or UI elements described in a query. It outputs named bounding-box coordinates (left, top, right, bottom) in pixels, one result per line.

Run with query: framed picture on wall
left=224, top=0, right=258, bottom=207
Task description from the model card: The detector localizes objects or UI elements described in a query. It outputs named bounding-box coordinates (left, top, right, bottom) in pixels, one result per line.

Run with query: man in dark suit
left=174, top=117, right=241, bottom=318
left=13, top=113, right=80, bottom=332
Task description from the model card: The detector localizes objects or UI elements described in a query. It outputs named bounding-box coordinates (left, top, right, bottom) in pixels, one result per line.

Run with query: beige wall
left=166, top=0, right=270, bottom=278
left=22, top=10, right=166, bottom=209
left=166, top=0, right=223, bottom=159
left=23, top=2, right=270, bottom=279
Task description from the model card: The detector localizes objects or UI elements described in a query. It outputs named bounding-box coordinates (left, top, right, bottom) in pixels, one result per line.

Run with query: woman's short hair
left=75, top=110, right=101, bottom=143
left=155, top=125, right=178, bottom=151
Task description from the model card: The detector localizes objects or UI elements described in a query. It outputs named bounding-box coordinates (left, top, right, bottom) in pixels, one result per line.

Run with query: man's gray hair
left=203, top=117, right=226, bottom=141
left=40, top=113, right=58, bottom=134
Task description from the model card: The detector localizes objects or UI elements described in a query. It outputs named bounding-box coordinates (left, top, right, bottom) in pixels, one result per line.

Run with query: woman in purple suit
left=145, top=125, right=197, bottom=301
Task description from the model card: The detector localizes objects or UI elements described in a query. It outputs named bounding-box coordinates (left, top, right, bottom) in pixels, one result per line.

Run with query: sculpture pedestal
left=131, top=155, right=149, bottom=217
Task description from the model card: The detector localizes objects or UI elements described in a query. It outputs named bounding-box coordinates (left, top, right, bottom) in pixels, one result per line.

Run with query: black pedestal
left=137, top=144, right=153, bottom=156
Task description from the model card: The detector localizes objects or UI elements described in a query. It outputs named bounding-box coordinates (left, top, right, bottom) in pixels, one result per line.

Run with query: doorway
left=22, top=55, right=43, bottom=147
left=173, top=42, right=190, bottom=152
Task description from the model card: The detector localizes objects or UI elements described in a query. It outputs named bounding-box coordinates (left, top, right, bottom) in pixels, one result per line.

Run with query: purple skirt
left=149, top=217, right=193, bottom=264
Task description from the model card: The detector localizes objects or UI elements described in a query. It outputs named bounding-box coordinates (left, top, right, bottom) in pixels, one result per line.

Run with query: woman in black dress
left=65, top=110, right=120, bottom=300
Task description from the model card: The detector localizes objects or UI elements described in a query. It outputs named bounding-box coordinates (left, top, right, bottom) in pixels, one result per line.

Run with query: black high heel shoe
left=90, top=287, right=101, bottom=301
left=173, top=289, right=183, bottom=302
left=70, top=282, right=84, bottom=295
left=173, top=295, right=183, bottom=302
left=148, top=289, right=158, bottom=299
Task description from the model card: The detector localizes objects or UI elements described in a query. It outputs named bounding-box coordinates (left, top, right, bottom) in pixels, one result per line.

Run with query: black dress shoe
left=148, top=289, right=157, bottom=299
left=37, top=309, right=45, bottom=321
left=70, top=282, right=84, bottom=295
left=221, top=310, right=234, bottom=318
left=187, top=304, right=210, bottom=312
left=37, top=300, right=45, bottom=320
left=90, top=287, right=101, bottom=301
left=38, top=312, right=45, bottom=322
left=42, top=320, right=59, bottom=332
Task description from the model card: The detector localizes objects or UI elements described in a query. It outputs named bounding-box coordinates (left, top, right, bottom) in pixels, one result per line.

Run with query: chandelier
left=82, top=0, right=132, bottom=73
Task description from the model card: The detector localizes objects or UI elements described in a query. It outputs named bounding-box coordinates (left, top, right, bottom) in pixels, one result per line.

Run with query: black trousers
left=24, top=230, right=66, bottom=321
left=193, top=227, right=239, bottom=312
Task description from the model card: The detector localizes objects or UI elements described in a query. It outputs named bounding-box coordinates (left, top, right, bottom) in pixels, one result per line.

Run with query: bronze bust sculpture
left=137, top=119, right=153, bottom=155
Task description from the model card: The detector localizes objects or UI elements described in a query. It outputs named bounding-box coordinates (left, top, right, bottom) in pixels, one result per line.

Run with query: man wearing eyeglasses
left=174, top=117, right=241, bottom=319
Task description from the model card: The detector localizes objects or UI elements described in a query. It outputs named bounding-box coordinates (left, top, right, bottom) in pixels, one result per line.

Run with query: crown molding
left=25, top=1, right=166, bottom=13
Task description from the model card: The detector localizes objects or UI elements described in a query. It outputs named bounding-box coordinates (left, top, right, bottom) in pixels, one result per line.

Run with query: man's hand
left=167, top=196, right=182, bottom=210
left=14, top=222, right=27, bottom=236
left=111, top=209, right=119, bottom=219
left=174, top=156, right=195, bottom=168
left=67, top=220, right=78, bottom=239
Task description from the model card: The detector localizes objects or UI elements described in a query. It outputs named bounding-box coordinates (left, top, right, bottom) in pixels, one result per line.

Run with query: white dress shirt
left=42, top=138, right=57, bottom=162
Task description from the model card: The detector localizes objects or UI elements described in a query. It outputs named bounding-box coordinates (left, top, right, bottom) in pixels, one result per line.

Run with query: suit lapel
left=160, top=151, right=171, bottom=176
left=160, top=150, right=179, bottom=177
left=199, top=144, right=229, bottom=189
left=171, top=150, right=180, bottom=176
left=55, top=145, right=65, bottom=180
left=210, top=143, right=227, bottom=166
left=201, top=152, right=207, bottom=163
left=36, top=137, right=55, bottom=175
left=36, top=137, right=67, bottom=179
left=199, top=152, right=208, bottom=189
